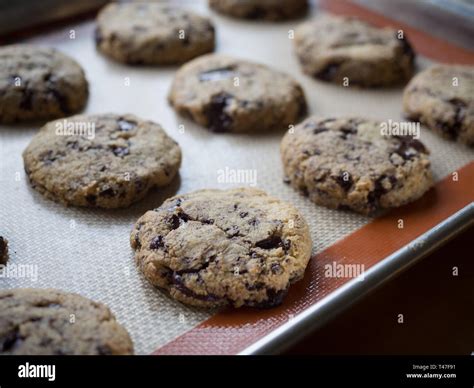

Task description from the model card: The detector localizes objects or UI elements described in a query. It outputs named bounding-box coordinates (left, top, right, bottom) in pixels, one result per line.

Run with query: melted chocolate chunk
left=249, top=288, right=288, bottom=308
left=44, top=73, right=70, bottom=113
left=436, top=98, right=467, bottom=139
left=149, top=235, right=164, bottom=250
left=339, top=124, right=357, bottom=139
left=111, top=146, right=130, bottom=157
left=367, top=175, right=397, bottom=209
left=198, top=66, right=236, bottom=82
left=335, top=173, right=353, bottom=191
left=171, top=273, right=221, bottom=302
left=395, top=136, right=427, bottom=159
left=256, top=235, right=282, bottom=249
left=168, top=212, right=190, bottom=230
left=271, top=262, right=282, bottom=275
left=205, top=93, right=233, bottom=132
left=117, top=119, right=136, bottom=132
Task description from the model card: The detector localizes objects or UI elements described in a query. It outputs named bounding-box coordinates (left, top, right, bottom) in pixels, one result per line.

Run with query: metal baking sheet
left=1, top=0, right=473, bottom=355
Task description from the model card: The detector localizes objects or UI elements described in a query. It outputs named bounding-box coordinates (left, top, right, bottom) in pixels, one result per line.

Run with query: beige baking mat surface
left=0, top=1, right=473, bottom=354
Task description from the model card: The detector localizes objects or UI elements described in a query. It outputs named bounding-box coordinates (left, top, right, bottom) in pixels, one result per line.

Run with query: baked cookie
left=130, top=188, right=312, bottom=309
left=403, top=65, right=474, bottom=146
left=168, top=54, right=307, bottom=132
left=294, top=15, right=415, bottom=87
left=23, top=114, right=181, bottom=208
left=0, top=44, right=88, bottom=123
left=0, top=288, right=133, bottom=355
left=281, top=117, right=433, bottom=214
left=208, top=0, right=308, bottom=21
left=0, top=236, right=8, bottom=264
left=95, top=3, right=215, bottom=65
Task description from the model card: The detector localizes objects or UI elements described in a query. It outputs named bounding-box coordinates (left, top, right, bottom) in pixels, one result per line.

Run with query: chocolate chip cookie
left=0, top=45, right=88, bottom=123
left=23, top=114, right=181, bottom=208
left=208, top=0, right=308, bottom=21
left=95, top=3, right=215, bottom=65
left=281, top=117, right=433, bottom=214
left=0, top=288, right=133, bottom=355
left=130, top=188, right=312, bottom=309
left=294, top=15, right=415, bottom=87
left=403, top=65, right=474, bottom=146
left=168, top=54, right=307, bottom=132
left=0, top=236, right=8, bottom=264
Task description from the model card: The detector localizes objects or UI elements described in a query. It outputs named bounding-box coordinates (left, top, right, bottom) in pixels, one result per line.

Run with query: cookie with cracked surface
left=208, top=0, right=308, bottom=21
left=0, top=44, right=88, bottom=123
left=281, top=117, right=433, bottom=214
left=0, top=288, right=133, bottom=355
left=403, top=65, right=474, bottom=146
left=95, top=3, right=215, bottom=65
left=168, top=54, right=307, bottom=132
left=0, top=236, right=8, bottom=264
left=294, top=15, right=415, bottom=87
left=23, top=113, right=181, bottom=208
left=130, top=188, right=312, bottom=309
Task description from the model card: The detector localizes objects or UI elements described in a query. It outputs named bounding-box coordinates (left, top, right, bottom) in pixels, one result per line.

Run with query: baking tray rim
left=239, top=203, right=474, bottom=355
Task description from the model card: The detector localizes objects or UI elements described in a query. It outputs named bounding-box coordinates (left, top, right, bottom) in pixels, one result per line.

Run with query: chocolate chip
left=40, top=150, right=58, bottom=165
left=239, top=211, right=248, bottom=218
left=66, top=141, right=79, bottom=150
left=19, top=88, right=33, bottom=110
left=134, top=232, right=141, bottom=249
left=111, top=146, right=130, bottom=157
left=117, top=119, right=136, bottom=132
left=1, top=328, right=22, bottom=352
left=85, top=194, right=97, bottom=205
left=436, top=98, right=467, bottom=139
left=394, top=136, right=427, bottom=159
left=255, top=235, right=283, bottom=250
left=205, top=92, right=233, bottom=132
left=245, top=282, right=265, bottom=291
left=94, top=27, right=103, bottom=45
left=99, top=188, right=115, bottom=197
left=367, top=175, right=397, bottom=208
left=171, top=273, right=221, bottom=302
left=168, top=212, right=189, bottom=229
left=248, top=217, right=259, bottom=227
left=339, top=124, right=357, bottom=139
left=149, top=236, right=164, bottom=250
left=315, top=63, right=341, bottom=81
left=397, top=35, right=415, bottom=64
left=198, top=66, right=236, bottom=82
left=249, top=288, right=288, bottom=308
left=225, top=225, right=240, bottom=237
left=97, top=345, right=113, bottom=355
left=271, top=262, right=282, bottom=274
left=0, top=236, right=8, bottom=264
left=335, top=173, right=353, bottom=191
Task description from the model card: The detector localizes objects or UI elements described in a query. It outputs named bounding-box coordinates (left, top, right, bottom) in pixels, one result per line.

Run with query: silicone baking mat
left=0, top=0, right=473, bottom=355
